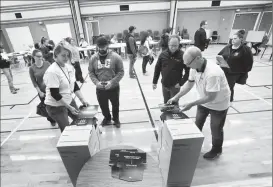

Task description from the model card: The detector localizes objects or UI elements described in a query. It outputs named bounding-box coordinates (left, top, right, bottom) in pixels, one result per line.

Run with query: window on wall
left=120, top=5, right=129, bottom=11
left=46, top=23, right=72, bottom=44
left=258, top=11, right=272, bottom=34
left=6, top=26, right=34, bottom=52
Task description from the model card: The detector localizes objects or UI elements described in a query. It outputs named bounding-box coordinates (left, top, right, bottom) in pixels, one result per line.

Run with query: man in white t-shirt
left=168, top=46, right=231, bottom=160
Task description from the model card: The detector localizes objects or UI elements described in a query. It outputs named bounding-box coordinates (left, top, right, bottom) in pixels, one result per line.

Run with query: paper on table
left=216, top=55, right=230, bottom=68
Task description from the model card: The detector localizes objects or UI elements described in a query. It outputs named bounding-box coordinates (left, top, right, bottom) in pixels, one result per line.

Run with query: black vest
left=125, top=33, right=137, bottom=54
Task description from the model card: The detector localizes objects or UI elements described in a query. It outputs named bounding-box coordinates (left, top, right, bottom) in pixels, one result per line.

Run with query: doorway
left=85, top=21, right=100, bottom=45
left=258, top=11, right=272, bottom=35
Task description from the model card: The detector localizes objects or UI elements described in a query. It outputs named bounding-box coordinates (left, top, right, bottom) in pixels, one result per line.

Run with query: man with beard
left=152, top=35, right=190, bottom=106
left=88, top=36, right=124, bottom=128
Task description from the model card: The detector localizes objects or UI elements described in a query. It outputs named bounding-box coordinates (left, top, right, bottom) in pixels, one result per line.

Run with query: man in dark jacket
left=194, top=20, right=210, bottom=51
left=125, top=26, right=138, bottom=79
left=152, top=35, right=190, bottom=106
left=159, top=27, right=172, bottom=51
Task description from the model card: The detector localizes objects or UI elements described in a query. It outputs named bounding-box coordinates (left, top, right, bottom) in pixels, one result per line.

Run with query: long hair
left=140, top=31, right=149, bottom=45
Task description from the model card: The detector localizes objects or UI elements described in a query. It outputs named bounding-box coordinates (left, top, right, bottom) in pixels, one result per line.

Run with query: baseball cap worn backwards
left=96, top=36, right=109, bottom=47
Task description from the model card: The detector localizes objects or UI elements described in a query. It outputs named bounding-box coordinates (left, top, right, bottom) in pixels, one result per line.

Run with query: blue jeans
left=162, top=85, right=180, bottom=106
left=195, top=105, right=228, bottom=149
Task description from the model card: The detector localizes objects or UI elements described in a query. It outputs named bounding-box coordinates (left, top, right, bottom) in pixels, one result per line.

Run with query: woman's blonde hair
left=53, top=42, right=72, bottom=60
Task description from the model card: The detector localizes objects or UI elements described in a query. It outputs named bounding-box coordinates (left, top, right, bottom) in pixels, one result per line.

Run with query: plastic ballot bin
left=56, top=105, right=100, bottom=187
left=158, top=111, right=204, bottom=187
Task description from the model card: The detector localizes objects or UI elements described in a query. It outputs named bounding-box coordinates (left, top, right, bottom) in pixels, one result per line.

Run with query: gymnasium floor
left=1, top=44, right=272, bottom=187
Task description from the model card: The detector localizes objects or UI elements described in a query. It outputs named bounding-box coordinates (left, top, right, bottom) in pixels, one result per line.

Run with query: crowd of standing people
left=1, top=20, right=256, bottom=160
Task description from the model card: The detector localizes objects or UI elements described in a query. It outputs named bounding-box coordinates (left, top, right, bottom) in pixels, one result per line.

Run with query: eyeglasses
left=168, top=45, right=179, bottom=48
left=35, top=55, right=43, bottom=58
left=186, top=56, right=197, bottom=66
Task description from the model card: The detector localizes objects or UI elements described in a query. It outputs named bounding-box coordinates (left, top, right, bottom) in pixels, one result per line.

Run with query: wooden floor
left=1, top=44, right=272, bottom=187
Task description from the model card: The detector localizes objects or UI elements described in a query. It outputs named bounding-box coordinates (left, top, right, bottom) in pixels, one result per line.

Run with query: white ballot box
left=158, top=118, right=204, bottom=187
left=57, top=124, right=100, bottom=186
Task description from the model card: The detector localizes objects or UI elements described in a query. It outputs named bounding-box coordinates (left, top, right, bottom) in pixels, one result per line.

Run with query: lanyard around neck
left=56, top=62, right=71, bottom=84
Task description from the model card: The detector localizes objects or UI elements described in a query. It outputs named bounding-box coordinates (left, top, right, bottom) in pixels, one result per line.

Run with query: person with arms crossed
left=168, top=46, right=231, bottom=160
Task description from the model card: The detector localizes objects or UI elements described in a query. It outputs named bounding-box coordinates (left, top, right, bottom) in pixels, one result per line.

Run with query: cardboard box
left=158, top=118, right=204, bottom=187
left=56, top=124, right=100, bottom=186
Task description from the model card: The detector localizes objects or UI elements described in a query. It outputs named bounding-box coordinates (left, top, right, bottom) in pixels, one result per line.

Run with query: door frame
left=257, top=10, right=272, bottom=34
left=230, top=11, right=261, bottom=33
left=85, top=20, right=100, bottom=44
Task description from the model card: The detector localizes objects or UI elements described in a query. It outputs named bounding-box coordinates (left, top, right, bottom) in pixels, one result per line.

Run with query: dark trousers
left=195, top=105, right=228, bottom=149
left=39, top=95, right=55, bottom=123
left=46, top=100, right=79, bottom=132
left=80, top=51, right=85, bottom=59
left=162, top=85, right=180, bottom=106
left=142, top=55, right=150, bottom=73
left=72, top=61, right=84, bottom=82
left=224, top=72, right=247, bottom=102
left=96, top=86, right=120, bottom=121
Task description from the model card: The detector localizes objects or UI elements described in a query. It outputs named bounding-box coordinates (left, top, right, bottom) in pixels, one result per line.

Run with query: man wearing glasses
left=168, top=46, right=231, bottom=160
left=88, top=36, right=124, bottom=128
left=194, top=20, right=210, bottom=51
left=152, top=35, right=189, bottom=106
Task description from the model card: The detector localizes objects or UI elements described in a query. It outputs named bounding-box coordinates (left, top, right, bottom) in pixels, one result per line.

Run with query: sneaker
left=130, top=75, right=136, bottom=79
left=14, top=88, right=20, bottom=91
left=113, top=119, right=121, bottom=128
left=203, top=147, right=222, bottom=160
left=100, top=118, right=112, bottom=127
left=11, top=90, right=17, bottom=94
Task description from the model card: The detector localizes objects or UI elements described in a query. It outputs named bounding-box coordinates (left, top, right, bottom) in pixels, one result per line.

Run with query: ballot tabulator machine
left=57, top=105, right=100, bottom=187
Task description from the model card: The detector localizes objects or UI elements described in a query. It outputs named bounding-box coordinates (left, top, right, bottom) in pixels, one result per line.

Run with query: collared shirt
left=189, top=59, right=231, bottom=111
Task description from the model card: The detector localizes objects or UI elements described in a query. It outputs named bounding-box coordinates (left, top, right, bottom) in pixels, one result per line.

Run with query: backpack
left=138, top=44, right=149, bottom=56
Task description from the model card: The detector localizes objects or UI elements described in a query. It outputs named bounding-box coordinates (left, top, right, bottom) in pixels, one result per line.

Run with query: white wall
left=1, top=1, right=58, bottom=6
left=177, top=1, right=271, bottom=9
left=1, top=8, right=71, bottom=22
left=220, top=1, right=271, bottom=7
left=177, top=1, right=211, bottom=9
left=80, top=2, right=169, bottom=15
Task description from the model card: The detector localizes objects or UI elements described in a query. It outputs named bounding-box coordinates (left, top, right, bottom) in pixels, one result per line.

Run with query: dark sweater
left=194, top=28, right=209, bottom=51
left=125, top=33, right=137, bottom=55
left=29, top=61, right=51, bottom=93
left=153, top=49, right=190, bottom=88
left=218, top=44, right=253, bottom=73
